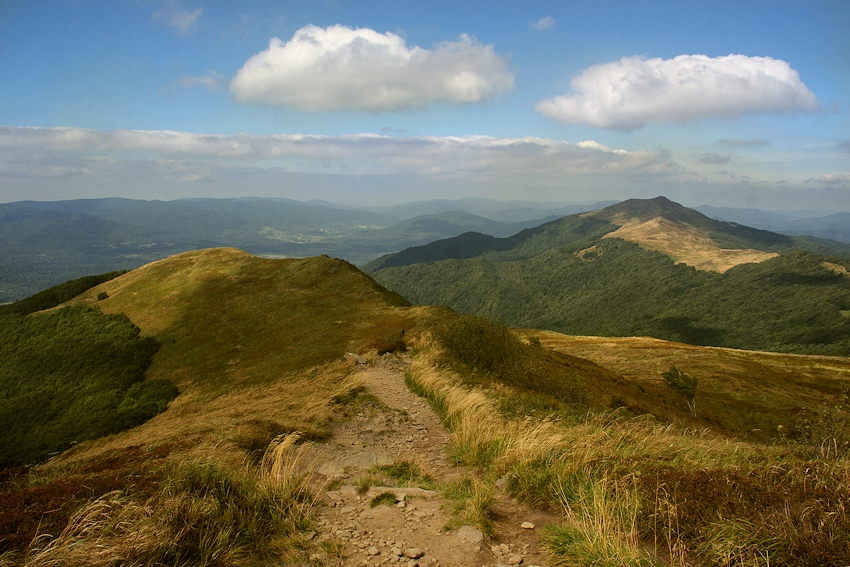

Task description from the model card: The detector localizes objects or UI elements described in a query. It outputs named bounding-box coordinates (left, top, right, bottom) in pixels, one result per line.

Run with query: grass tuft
left=370, top=491, right=397, bottom=508
left=23, top=434, right=316, bottom=567
left=441, top=475, right=495, bottom=535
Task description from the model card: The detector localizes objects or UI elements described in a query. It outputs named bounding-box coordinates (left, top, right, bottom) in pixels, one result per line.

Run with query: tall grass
left=23, top=434, right=315, bottom=567
left=405, top=335, right=850, bottom=567
left=541, top=475, right=661, bottom=567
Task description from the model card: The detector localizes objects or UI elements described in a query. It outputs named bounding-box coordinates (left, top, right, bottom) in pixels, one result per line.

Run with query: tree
left=663, top=366, right=698, bottom=416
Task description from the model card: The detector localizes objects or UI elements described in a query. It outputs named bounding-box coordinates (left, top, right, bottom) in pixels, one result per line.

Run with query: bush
left=0, top=306, right=174, bottom=467
left=435, top=314, right=587, bottom=405
left=662, top=366, right=698, bottom=415
left=0, top=271, right=126, bottom=315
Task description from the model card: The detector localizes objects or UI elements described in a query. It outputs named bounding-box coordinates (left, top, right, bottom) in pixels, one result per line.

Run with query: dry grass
left=537, top=331, right=850, bottom=441
left=22, top=434, right=315, bottom=567
left=405, top=334, right=850, bottom=566
left=603, top=217, right=778, bottom=273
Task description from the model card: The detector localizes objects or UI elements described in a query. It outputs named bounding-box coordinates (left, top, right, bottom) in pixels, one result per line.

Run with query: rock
left=505, top=553, right=523, bottom=565
left=396, top=501, right=406, bottom=508
left=494, top=474, right=510, bottom=491
left=521, top=521, right=535, bottom=529
left=456, top=525, right=484, bottom=544
left=318, top=452, right=392, bottom=476
left=391, top=547, right=403, bottom=556
left=367, top=547, right=380, bottom=556
left=344, top=352, right=367, bottom=364
left=404, top=548, right=425, bottom=559
left=366, top=486, right=437, bottom=501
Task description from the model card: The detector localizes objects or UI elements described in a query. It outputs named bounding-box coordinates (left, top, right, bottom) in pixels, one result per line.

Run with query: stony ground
left=299, top=354, right=555, bottom=567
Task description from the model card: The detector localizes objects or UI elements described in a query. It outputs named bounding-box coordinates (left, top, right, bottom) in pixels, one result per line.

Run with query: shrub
left=435, top=314, right=587, bottom=405
left=662, top=366, right=698, bottom=415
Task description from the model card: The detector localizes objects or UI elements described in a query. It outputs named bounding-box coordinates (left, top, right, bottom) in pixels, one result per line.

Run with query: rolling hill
left=366, top=196, right=850, bottom=356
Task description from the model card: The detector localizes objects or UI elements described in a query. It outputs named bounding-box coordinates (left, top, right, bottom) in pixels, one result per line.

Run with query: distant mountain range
left=1, top=195, right=848, bottom=306
left=366, top=197, right=850, bottom=356
left=696, top=205, right=850, bottom=245
left=0, top=197, right=607, bottom=303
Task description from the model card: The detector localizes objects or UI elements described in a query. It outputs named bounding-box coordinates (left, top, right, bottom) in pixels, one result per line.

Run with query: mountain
left=697, top=205, right=850, bottom=244
left=366, top=196, right=850, bottom=356
left=0, top=198, right=560, bottom=303
left=365, top=197, right=616, bottom=223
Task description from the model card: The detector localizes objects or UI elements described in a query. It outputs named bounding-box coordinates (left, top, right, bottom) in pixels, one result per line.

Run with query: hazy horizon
left=1, top=1, right=848, bottom=211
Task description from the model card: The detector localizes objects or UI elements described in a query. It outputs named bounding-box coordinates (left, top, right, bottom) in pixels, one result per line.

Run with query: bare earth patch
left=301, top=355, right=554, bottom=567
left=603, top=218, right=778, bottom=273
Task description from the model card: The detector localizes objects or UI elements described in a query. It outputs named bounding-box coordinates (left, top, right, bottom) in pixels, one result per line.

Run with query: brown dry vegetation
left=536, top=332, right=850, bottom=441
left=407, top=330, right=850, bottom=566
left=602, top=217, right=778, bottom=273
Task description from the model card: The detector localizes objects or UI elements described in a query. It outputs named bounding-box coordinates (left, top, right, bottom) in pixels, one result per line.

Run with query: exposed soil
left=301, top=354, right=555, bottom=567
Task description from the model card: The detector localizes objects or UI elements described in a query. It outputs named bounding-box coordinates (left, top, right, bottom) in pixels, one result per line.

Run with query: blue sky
left=1, top=0, right=848, bottom=210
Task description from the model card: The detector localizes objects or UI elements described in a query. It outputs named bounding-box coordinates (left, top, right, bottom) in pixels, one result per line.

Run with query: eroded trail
left=301, top=355, right=553, bottom=567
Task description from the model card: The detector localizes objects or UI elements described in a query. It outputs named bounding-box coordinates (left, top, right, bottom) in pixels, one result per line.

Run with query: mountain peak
left=586, top=196, right=716, bottom=230
left=586, top=197, right=779, bottom=273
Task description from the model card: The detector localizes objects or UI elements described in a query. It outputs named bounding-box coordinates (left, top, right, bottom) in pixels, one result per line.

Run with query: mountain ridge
left=367, top=197, right=850, bottom=356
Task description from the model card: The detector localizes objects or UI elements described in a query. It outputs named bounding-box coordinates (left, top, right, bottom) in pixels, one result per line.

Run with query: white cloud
left=718, top=138, right=771, bottom=147
left=229, top=24, right=514, bottom=112
left=0, top=126, right=680, bottom=188
left=153, top=3, right=201, bottom=33
left=531, top=16, right=555, bottom=31
left=536, top=54, right=821, bottom=131
left=172, top=70, right=226, bottom=92
left=818, top=172, right=850, bottom=184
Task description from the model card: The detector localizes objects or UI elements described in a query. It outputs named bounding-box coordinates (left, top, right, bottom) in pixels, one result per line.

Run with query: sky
left=1, top=0, right=848, bottom=211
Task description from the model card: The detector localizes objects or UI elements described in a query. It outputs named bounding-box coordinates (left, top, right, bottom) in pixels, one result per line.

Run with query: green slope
left=369, top=200, right=850, bottom=356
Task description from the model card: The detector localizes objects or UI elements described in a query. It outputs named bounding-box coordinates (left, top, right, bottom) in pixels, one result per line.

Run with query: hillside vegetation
left=406, top=320, right=850, bottom=567
left=0, top=305, right=171, bottom=468
left=3, top=247, right=850, bottom=566
left=0, top=248, right=433, bottom=565
left=368, top=197, right=850, bottom=356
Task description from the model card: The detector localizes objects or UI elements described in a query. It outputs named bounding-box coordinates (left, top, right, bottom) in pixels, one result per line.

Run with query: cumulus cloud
left=229, top=24, right=514, bottom=111
left=153, top=3, right=201, bottom=33
left=531, top=16, right=555, bottom=31
left=172, top=70, right=227, bottom=92
left=535, top=54, right=821, bottom=131
left=718, top=138, right=771, bottom=147
left=818, top=172, right=850, bottom=184
left=698, top=153, right=731, bottom=164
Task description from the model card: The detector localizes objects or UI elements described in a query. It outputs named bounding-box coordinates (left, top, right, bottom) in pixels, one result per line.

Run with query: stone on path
left=317, top=451, right=392, bottom=476
left=455, top=524, right=485, bottom=544
left=521, top=521, right=535, bottom=529
left=404, top=548, right=425, bottom=559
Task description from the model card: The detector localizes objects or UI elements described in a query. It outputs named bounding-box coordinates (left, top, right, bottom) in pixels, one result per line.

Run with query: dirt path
left=300, top=354, right=554, bottom=567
